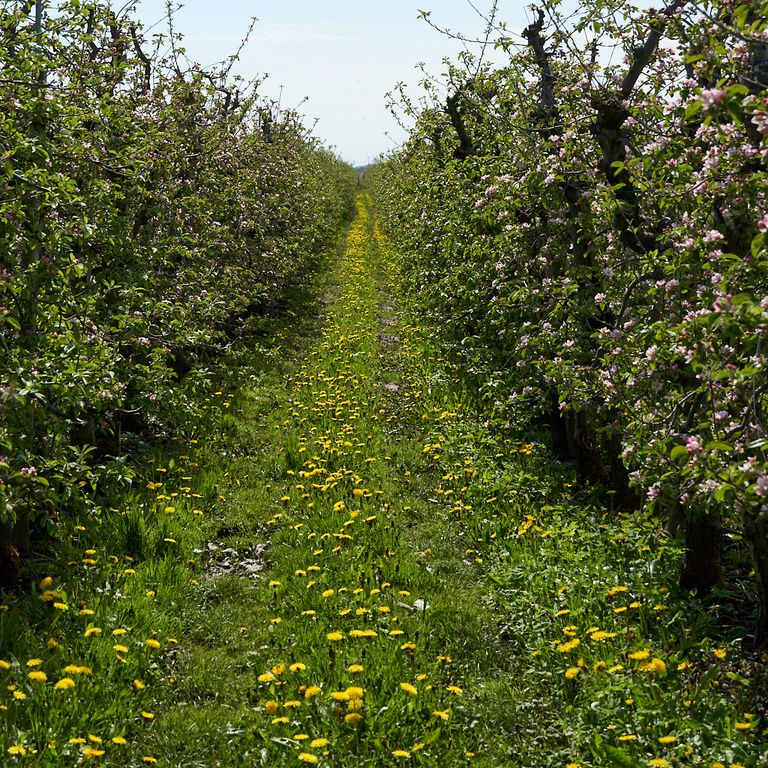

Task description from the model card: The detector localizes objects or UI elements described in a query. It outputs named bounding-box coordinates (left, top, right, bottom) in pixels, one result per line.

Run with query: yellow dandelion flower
left=327, top=631, right=344, bottom=642
left=0, top=660, right=10, bottom=670
left=145, top=639, right=161, bottom=649
left=113, top=644, right=129, bottom=653
left=7, top=745, right=27, bottom=756
left=142, top=758, right=158, bottom=764
left=628, top=649, right=650, bottom=660
left=346, top=686, right=364, bottom=700
left=392, top=750, right=411, bottom=758
left=400, top=641, right=416, bottom=650
left=347, top=663, right=364, bottom=673
left=53, top=602, right=69, bottom=611
left=83, top=747, right=105, bottom=759
left=557, top=638, right=581, bottom=653
left=619, top=735, right=637, bottom=741
left=641, top=658, right=667, bottom=675
left=28, top=670, right=47, bottom=683
left=734, top=721, right=751, bottom=730
left=141, top=711, right=154, bottom=720
left=564, top=667, right=580, bottom=680
left=298, top=754, right=319, bottom=764
left=69, top=738, right=86, bottom=744
left=658, top=735, right=676, bottom=744
left=446, top=685, right=464, bottom=695
left=330, top=690, right=350, bottom=701
left=713, top=649, right=726, bottom=660
left=258, top=672, right=275, bottom=683
left=310, top=738, right=329, bottom=748
left=54, top=677, right=76, bottom=690
left=272, top=663, right=286, bottom=676
left=284, top=700, right=302, bottom=709
left=433, top=709, right=451, bottom=720
left=400, top=682, right=418, bottom=696
left=272, top=716, right=290, bottom=725
left=111, top=737, right=127, bottom=745
left=26, top=658, right=43, bottom=667
left=290, top=663, right=306, bottom=672
left=84, top=627, right=102, bottom=637
left=265, top=700, right=279, bottom=715
left=39, top=576, right=53, bottom=589
left=590, top=631, right=617, bottom=641
left=112, top=628, right=127, bottom=636
left=344, top=712, right=363, bottom=725
left=304, top=685, right=321, bottom=699
left=649, top=760, right=670, bottom=768
left=133, top=679, right=146, bottom=690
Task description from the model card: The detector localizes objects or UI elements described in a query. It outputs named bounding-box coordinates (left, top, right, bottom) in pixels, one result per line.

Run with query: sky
left=131, top=1, right=535, bottom=166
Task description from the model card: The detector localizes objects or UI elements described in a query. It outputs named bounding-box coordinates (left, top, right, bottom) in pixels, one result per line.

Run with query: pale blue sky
left=132, top=1, right=534, bottom=166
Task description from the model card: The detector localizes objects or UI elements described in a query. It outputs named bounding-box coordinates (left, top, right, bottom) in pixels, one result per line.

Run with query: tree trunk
left=742, top=505, right=768, bottom=648
left=679, top=509, right=723, bottom=595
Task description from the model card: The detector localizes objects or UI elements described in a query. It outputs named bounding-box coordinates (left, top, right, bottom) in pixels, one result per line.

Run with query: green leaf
left=684, top=100, right=704, bottom=121
left=601, top=743, right=640, bottom=768
left=670, top=445, right=689, bottom=463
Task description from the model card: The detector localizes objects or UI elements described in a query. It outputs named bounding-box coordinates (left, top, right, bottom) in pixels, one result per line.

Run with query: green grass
left=1, top=194, right=765, bottom=767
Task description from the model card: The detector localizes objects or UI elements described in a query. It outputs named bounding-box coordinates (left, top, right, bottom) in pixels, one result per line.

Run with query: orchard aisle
left=150, top=194, right=499, bottom=767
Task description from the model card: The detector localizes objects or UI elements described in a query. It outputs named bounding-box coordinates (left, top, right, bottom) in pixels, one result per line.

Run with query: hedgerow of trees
left=372, top=0, right=768, bottom=644
left=0, top=1, right=354, bottom=574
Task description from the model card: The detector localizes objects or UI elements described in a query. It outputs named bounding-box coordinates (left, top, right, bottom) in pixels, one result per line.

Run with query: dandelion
left=330, top=690, right=350, bottom=701
left=55, top=678, right=76, bottom=690
left=265, top=700, right=279, bottom=715
left=26, top=658, right=43, bottom=667
left=641, top=658, right=667, bottom=675
left=590, top=631, right=617, bottom=641
left=327, top=631, right=344, bottom=642
left=734, top=721, right=752, bottom=730
left=628, top=649, right=650, bottom=660
left=298, top=754, right=319, bottom=765
left=658, top=735, right=676, bottom=744
left=565, top=667, right=580, bottom=680
left=304, top=685, right=321, bottom=699
left=0, top=660, right=10, bottom=670
left=113, top=644, right=129, bottom=654
left=142, top=758, right=158, bottom=764
left=258, top=672, right=276, bottom=683
left=310, top=738, right=329, bottom=748
left=433, top=709, right=451, bottom=719
left=290, top=663, right=306, bottom=672
left=85, top=627, right=102, bottom=637
left=7, top=745, right=27, bottom=756
left=446, top=685, right=464, bottom=695
left=648, top=760, right=670, bottom=768
left=713, top=649, right=726, bottom=660
left=133, top=679, right=146, bottom=690
left=392, top=750, right=411, bottom=758
left=111, top=737, right=127, bottom=745
left=347, top=663, right=364, bottom=673
left=83, top=747, right=105, bottom=759
left=28, top=670, right=47, bottom=683
left=272, top=717, right=290, bottom=725
left=557, top=638, right=581, bottom=652
left=141, top=711, right=154, bottom=720
left=145, top=639, right=161, bottom=649
left=344, top=712, right=363, bottom=725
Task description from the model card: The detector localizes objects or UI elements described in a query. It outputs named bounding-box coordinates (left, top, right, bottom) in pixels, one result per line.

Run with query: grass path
left=146, top=193, right=500, bottom=766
